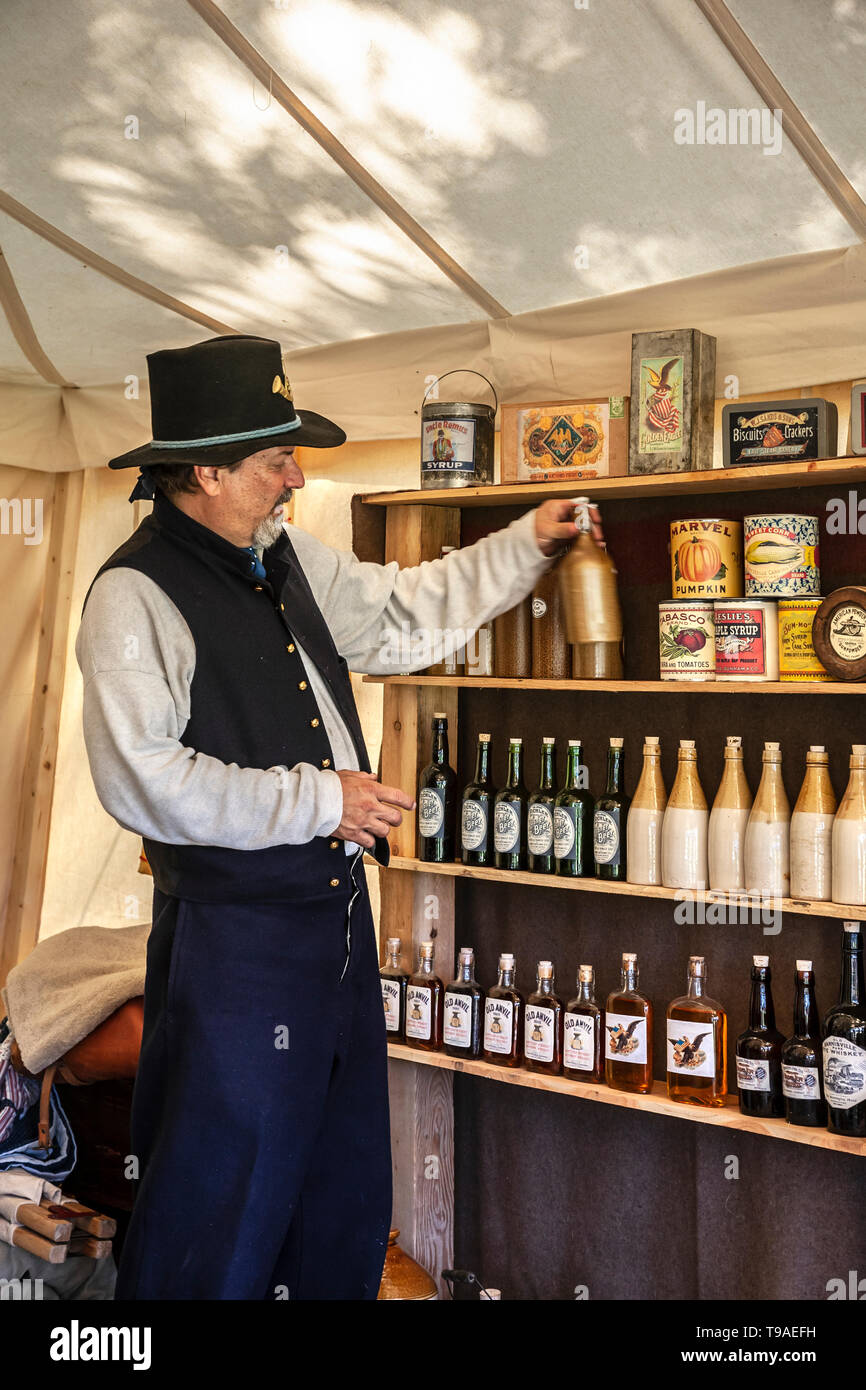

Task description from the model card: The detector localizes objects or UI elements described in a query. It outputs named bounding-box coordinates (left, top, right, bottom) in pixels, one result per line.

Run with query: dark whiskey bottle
left=418, top=713, right=457, bottom=863
left=405, top=940, right=444, bottom=1052
left=781, top=959, right=826, bottom=1128
left=483, top=953, right=523, bottom=1068
left=554, top=739, right=594, bottom=878
left=528, top=738, right=557, bottom=875
left=564, top=964, right=604, bottom=1081
left=735, top=955, right=784, bottom=1117
left=379, top=936, right=409, bottom=1042
left=461, top=733, right=493, bottom=867
left=494, top=738, right=528, bottom=871
left=823, top=922, right=866, bottom=1137
left=605, top=952, right=653, bottom=1094
left=444, top=946, right=484, bottom=1059
left=594, top=736, right=629, bottom=881
left=524, top=960, right=563, bottom=1075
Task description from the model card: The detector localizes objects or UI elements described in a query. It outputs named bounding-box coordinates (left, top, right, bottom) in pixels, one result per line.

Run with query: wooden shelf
left=362, top=456, right=866, bottom=509
left=379, top=855, right=864, bottom=922
left=363, top=674, right=860, bottom=694
left=387, top=1044, right=866, bottom=1157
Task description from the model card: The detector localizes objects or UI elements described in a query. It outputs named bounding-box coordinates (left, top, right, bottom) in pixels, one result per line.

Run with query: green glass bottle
left=594, top=736, right=629, bottom=881
left=417, top=712, right=457, bottom=863
left=494, top=738, right=528, bottom=871
left=554, top=739, right=594, bottom=877
left=461, top=733, right=493, bottom=867
left=528, top=737, right=557, bottom=874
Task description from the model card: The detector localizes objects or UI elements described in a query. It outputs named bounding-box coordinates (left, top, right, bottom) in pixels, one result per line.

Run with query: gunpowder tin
left=670, top=517, right=742, bottom=599
left=778, top=599, right=829, bottom=682
left=744, top=514, right=820, bottom=597
left=812, top=587, right=866, bottom=681
left=713, top=600, right=779, bottom=680
left=659, top=601, right=715, bottom=680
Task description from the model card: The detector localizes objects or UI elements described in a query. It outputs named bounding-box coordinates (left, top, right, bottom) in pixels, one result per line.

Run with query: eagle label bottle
left=666, top=955, right=727, bottom=1107
left=605, top=952, right=653, bottom=1094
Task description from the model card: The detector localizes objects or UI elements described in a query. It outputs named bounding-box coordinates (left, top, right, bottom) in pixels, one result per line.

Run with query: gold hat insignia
left=271, top=354, right=294, bottom=403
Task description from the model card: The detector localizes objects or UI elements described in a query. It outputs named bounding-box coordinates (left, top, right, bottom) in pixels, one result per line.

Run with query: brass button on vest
left=329, top=878, right=340, bottom=888
left=310, top=717, right=319, bottom=728
left=287, top=643, right=295, bottom=653
left=329, top=840, right=340, bottom=850
left=321, top=757, right=331, bottom=767
left=298, top=680, right=308, bottom=691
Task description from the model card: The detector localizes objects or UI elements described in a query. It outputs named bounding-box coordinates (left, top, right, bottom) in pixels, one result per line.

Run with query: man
left=76, top=334, right=580, bottom=1300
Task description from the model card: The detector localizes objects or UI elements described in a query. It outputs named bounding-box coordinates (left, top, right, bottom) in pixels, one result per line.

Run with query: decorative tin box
left=722, top=397, right=838, bottom=468
left=500, top=397, right=629, bottom=483
left=628, top=329, right=716, bottom=474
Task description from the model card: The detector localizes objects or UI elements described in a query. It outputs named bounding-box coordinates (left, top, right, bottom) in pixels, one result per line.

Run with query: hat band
left=151, top=418, right=302, bottom=450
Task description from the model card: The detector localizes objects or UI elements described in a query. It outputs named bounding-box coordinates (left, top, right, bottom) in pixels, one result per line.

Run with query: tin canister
left=744, top=513, right=820, bottom=597
left=713, top=599, right=779, bottom=680
left=659, top=601, right=715, bottom=680
left=670, top=518, right=743, bottom=599
left=778, top=598, right=828, bottom=681
left=420, top=371, right=497, bottom=489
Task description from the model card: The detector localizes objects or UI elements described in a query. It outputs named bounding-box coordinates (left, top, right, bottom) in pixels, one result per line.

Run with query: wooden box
left=628, top=328, right=716, bottom=474
left=500, top=397, right=629, bottom=483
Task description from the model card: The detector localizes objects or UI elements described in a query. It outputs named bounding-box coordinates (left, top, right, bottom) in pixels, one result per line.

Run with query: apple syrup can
left=713, top=600, right=779, bottom=681
left=659, top=601, right=715, bottom=680
left=670, top=517, right=742, bottom=599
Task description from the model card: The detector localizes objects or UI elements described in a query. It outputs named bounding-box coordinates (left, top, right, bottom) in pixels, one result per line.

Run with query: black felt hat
left=110, top=335, right=346, bottom=479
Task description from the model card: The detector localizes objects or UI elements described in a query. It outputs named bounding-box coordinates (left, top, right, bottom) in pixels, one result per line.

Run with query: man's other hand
left=334, top=770, right=416, bottom=849
left=534, top=498, right=604, bottom=557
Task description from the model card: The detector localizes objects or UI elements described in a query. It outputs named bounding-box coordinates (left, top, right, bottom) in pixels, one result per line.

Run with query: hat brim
left=108, top=409, right=346, bottom=469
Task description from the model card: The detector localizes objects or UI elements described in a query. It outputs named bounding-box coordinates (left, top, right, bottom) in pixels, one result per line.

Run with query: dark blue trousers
left=115, top=850, right=392, bottom=1300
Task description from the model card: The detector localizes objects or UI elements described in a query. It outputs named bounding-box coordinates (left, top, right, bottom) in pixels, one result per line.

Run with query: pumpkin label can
left=713, top=600, right=779, bottom=680
left=778, top=598, right=828, bottom=682
left=670, top=517, right=743, bottom=599
left=659, top=601, right=715, bottom=680
left=743, top=513, right=820, bottom=597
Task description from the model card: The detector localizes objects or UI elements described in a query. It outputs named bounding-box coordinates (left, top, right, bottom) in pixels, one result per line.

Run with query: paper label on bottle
left=444, top=990, right=473, bottom=1047
left=418, top=787, right=444, bottom=838
left=605, top=1011, right=647, bottom=1064
left=782, top=1063, right=821, bottom=1099
left=461, top=799, right=488, bottom=852
left=381, top=978, right=402, bottom=1033
left=564, top=1012, right=597, bottom=1071
left=736, top=1055, right=772, bottom=1092
left=493, top=802, right=521, bottom=854
left=666, top=1018, right=716, bottom=1078
left=484, top=998, right=514, bottom=1054
left=528, top=803, right=554, bottom=855
left=524, top=1005, right=554, bottom=1062
left=405, top=985, right=432, bottom=1040
left=554, top=806, right=576, bottom=860
left=594, top=809, right=621, bottom=865
left=823, top=1037, right=866, bottom=1110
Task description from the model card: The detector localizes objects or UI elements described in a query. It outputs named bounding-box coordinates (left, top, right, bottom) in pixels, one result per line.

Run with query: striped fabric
left=0, top=1020, right=77, bottom=1181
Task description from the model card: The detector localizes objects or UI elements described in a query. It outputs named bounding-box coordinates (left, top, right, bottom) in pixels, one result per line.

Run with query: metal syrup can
left=744, top=513, right=820, bottom=597
left=713, top=599, right=779, bottom=681
left=778, top=598, right=829, bottom=682
left=420, top=371, right=497, bottom=489
left=659, top=601, right=715, bottom=680
left=670, top=517, right=743, bottom=599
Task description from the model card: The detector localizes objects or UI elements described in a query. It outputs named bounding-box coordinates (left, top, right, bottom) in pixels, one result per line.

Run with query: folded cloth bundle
left=1, top=923, right=149, bottom=1074
left=0, top=1022, right=76, bottom=1181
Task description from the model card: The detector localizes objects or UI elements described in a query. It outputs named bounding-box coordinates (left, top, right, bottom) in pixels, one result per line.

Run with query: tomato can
left=659, top=601, right=715, bottom=680
left=713, top=600, right=779, bottom=681
left=670, top=518, right=743, bottom=599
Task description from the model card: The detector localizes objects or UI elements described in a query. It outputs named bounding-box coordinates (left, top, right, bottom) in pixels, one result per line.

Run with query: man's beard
left=252, top=495, right=291, bottom=549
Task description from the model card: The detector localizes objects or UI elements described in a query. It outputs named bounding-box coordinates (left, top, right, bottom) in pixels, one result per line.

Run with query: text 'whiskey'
left=823, top=921, right=866, bottom=1137
left=483, top=953, right=524, bottom=1068
left=781, top=960, right=826, bottom=1128
left=736, top=955, right=784, bottom=1117
left=406, top=940, right=444, bottom=1052
left=524, top=960, right=563, bottom=1075
left=418, top=713, right=457, bottom=863
left=461, top=733, right=493, bottom=867
left=666, top=955, right=727, bottom=1107
left=380, top=937, right=408, bottom=1041
left=444, top=946, right=483, bottom=1059
left=564, top=965, right=604, bottom=1082
left=605, top=952, right=653, bottom=1094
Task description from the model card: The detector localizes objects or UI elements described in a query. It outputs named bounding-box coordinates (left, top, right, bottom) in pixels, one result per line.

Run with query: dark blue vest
left=82, top=491, right=389, bottom=903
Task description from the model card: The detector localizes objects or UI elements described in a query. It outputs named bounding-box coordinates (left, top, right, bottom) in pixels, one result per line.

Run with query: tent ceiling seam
left=0, top=244, right=76, bottom=387
left=0, top=190, right=241, bottom=339
left=184, top=0, right=510, bottom=319
left=695, top=0, right=866, bottom=240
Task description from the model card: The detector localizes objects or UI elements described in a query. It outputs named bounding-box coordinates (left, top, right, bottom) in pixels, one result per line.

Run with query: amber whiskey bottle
left=527, top=738, right=557, bottom=875
left=444, top=947, right=484, bottom=1059
left=564, top=964, right=604, bottom=1081
left=781, top=959, right=826, bottom=1128
left=483, top=953, right=523, bottom=1067
left=418, top=713, right=457, bottom=863
left=605, top=952, right=653, bottom=1094
left=379, top=936, right=409, bottom=1042
left=524, top=960, right=563, bottom=1075
left=666, top=955, right=727, bottom=1107
left=735, top=955, right=784, bottom=1117
left=405, top=940, right=444, bottom=1052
